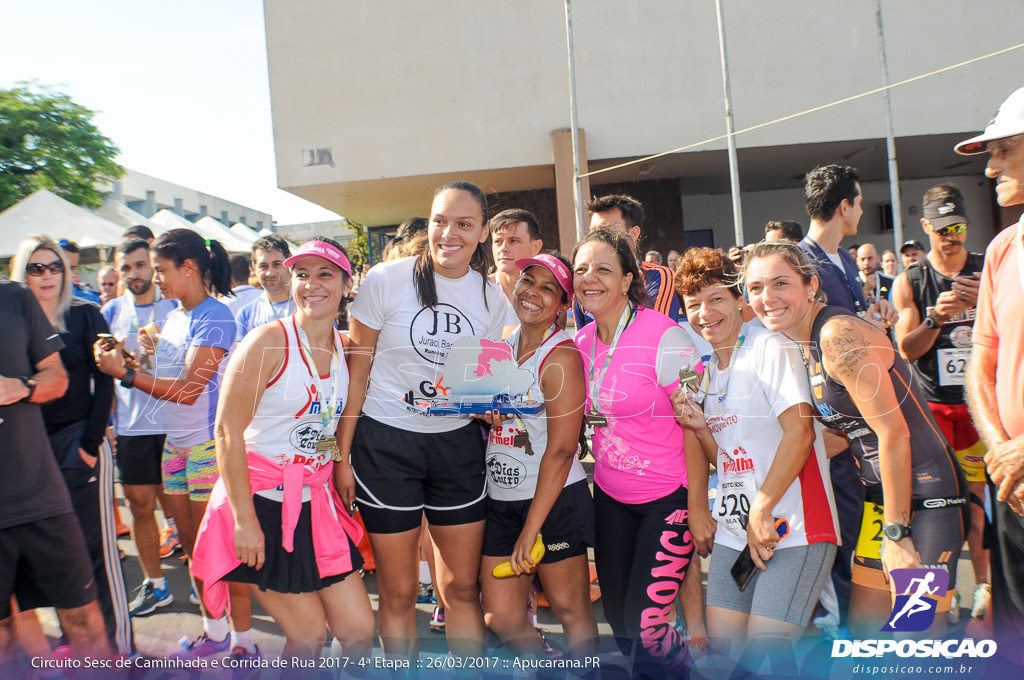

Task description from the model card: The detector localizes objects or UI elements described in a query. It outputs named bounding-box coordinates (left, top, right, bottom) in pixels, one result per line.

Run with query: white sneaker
left=972, top=583, right=992, bottom=620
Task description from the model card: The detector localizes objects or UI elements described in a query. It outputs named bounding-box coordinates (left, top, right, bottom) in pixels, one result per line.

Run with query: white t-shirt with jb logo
left=350, top=256, right=506, bottom=433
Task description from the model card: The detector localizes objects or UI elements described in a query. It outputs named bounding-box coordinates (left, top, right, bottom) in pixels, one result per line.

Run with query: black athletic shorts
left=0, top=513, right=97, bottom=617
left=351, top=416, right=487, bottom=534
left=225, top=495, right=363, bottom=594
left=115, top=434, right=166, bottom=486
left=482, top=479, right=595, bottom=563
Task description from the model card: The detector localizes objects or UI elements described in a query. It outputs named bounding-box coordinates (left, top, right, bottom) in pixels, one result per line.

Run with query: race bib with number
left=855, top=501, right=884, bottom=560
left=715, top=474, right=756, bottom=540
left=938, top=348, right=971, bottom=387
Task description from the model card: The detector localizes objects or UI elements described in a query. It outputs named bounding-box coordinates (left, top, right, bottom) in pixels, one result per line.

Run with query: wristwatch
left=120, top=367, right=136, bottom=389
left=882, top=522, right=913, bottom=542
left=18, top=376, right=36, bottom=402
left=924, top=315, right=938, bottom=329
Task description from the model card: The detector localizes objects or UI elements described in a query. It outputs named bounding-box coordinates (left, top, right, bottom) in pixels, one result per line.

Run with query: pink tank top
left=575, top=307, right=701, bottom=504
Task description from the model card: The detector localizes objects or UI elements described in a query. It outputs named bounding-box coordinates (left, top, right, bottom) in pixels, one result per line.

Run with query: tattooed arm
left=820, top=315, right=921, bottom=575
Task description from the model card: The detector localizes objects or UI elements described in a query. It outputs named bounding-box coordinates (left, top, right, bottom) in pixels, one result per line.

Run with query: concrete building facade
left=109, top=169, right=273, bottom=231
left=264, top=0, right=1024, bottom=257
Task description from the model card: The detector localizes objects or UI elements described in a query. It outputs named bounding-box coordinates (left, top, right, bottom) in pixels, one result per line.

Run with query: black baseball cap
left=900, top=240, right=925, bottom=254
left=922, top=189, right=968, bottom=229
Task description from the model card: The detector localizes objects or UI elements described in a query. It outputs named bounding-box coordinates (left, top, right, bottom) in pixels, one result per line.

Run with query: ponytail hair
left=152, top=228, right=233, bottom=297
left=413, top=180, right=494, bottom=309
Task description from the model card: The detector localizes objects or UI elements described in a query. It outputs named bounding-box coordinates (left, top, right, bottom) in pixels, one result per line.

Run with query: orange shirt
left=973, top=219, right=1024, bottom=439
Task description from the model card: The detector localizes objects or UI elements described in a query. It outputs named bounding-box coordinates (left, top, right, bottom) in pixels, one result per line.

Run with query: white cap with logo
left=956, top=86, right=1024, bottom=155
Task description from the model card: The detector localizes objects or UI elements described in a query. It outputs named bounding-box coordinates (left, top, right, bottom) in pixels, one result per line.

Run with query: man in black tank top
left=891, top=184, right=990, bottom=622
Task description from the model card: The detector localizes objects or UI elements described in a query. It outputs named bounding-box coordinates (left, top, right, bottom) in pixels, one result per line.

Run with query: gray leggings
left=707, top=542, right=837, bottom=626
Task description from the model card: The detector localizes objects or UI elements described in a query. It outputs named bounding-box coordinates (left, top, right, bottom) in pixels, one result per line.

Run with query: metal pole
left=875, top=0, right=904, bottom=251
left=564, top=0, right=586, bottom=240
left=715, top=0, right=744, bottom=247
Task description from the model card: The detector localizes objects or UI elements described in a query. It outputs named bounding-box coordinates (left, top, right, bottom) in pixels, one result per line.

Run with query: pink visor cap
left=283, top=240, right=352, bottom=276
left=515, top=254, right=573, bottom=299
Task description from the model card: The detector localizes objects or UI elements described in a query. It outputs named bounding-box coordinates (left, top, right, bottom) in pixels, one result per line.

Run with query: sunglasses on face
left=26, top=261, right=65, bottom=276
left=931, top=223, right=966, bottom=236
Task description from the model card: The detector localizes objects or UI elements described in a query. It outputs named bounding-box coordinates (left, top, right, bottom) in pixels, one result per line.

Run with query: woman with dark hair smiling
left=572, top=228, right=704, bottom=677
left=191, top=237, right=374, bottom=663
left=672, top=247, right=838, bottom=660
left=338, top=181, right=506, bottom=661
left=478, top=252, right=597, bottom=662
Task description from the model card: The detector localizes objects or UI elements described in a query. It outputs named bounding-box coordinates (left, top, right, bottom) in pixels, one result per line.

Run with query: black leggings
left=594, top=484, right=693, bottom=677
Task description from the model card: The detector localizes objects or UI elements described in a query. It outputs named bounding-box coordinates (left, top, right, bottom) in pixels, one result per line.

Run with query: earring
left=807, top=293, right=814, bottom=301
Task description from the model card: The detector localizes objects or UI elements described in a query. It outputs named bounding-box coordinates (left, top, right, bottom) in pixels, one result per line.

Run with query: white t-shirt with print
left=350, top=256, right=507, bottom=433
left=700, top=324, right=839, bottom=552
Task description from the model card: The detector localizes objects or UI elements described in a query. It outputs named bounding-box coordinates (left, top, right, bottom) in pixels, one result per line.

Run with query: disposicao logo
left=882, top=568, right=948, bottom=632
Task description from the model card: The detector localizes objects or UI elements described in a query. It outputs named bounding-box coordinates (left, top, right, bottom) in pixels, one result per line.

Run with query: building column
left=551, top=128, right=591, bottom=254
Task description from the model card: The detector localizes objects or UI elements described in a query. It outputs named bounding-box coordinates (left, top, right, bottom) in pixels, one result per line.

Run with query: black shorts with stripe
left=352, top=416, right=488, bottom=534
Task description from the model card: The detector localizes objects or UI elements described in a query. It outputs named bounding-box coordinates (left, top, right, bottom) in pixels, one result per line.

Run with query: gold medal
left=316, top=435, right=341, bottom=462
left=512, top=431, right=536, bottom=456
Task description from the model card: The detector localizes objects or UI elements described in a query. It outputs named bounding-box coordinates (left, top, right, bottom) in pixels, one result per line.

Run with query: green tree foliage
left=345, top=219, right=369, bottom=267
left=0, top=83, right=123, bottom=212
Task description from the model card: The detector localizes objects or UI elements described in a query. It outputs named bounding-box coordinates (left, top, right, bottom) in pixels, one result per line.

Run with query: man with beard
left=234, top=235, right=295, bottom=339
left=891, top=184, right=988, bottom=623
left=856, top=243, right=895, bottom=303
left=101, top=238, right=178, bottom=615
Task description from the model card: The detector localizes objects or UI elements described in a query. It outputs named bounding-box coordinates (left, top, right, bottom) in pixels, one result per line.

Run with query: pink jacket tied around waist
left=192, top=450, right=363, bottom=617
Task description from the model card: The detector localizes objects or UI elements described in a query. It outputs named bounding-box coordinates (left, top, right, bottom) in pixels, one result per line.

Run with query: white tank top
left=485, top=327, right=588, bottom=501
left=244, top=315, right=348, bottom=501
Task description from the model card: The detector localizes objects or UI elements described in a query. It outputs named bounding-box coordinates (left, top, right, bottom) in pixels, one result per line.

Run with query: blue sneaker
left=417, top=583, right=436, bottom=604
left=170, top=633, right=230, bottom=660
left=129, top=581, right=173, bottom=616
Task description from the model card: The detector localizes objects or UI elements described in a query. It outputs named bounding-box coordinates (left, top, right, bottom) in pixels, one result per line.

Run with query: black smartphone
left=730, top=516, right=791, bottom=591
left=730, top=546, right=758, bottom=591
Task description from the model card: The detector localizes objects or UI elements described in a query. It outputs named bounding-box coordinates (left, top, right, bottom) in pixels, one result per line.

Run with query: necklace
left=696, top=324, right=747, bottom=403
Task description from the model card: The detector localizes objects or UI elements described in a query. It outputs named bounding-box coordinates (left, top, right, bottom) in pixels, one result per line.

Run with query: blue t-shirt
left=235, top=293, right=296, bottom=340
left=798, top=237, right=868, bottom=315
left=102, top=295, right=178, bottom=436
left=152, top=296, right=236, bottom=446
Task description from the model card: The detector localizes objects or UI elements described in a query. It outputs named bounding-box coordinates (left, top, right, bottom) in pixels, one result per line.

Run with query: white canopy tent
left=194, top=216, right=254, bottom=253
left=150, top=208, right=197, bottom=232
left=0, top=190, right=126, bottom=258
left=230, top=222, right=261, bottom=244
left=94, top=198, right=168, bottom=237
left=150, top=211, right=252, bottom=253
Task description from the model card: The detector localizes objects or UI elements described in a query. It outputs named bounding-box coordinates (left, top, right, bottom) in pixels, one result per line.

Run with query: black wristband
left=120, top=367, right=136, bottom=389
left=19, top=376, right=36, bottom=402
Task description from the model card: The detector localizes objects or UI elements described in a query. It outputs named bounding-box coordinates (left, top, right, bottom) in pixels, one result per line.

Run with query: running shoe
left=189, top=584, right=200, bottom=606
left=972, top=583, right=992, bottom=620
left=228, top=646, right=262, bottom=679
left=949, top=589, right=962, bottom=624
left=429, top=606, right=446, bottom=632
left=129, top=581, right=174, bottom=616
left=417, top=583, right=436, bottom=604
left=158, top=527, right=180, bottom=558
left=685, top=633, right=709, bottom=664
left=170, top=634, right=230, bottom=660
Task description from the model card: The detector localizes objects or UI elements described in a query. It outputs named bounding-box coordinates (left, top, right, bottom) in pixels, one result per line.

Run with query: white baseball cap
left=956, top=86, right=1024, bottom=155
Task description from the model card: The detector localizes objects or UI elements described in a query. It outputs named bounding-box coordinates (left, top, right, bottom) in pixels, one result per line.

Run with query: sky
left=0, top=0, right=340, bottom=226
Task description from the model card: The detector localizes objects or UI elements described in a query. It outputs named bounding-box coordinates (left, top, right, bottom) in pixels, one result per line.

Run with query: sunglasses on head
left=931, top=222, right=966, bottom=236
left=26, top=261, right=65, bottom=276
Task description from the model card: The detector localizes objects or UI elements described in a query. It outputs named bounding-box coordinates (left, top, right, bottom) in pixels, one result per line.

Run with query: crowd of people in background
left=3, top=85, right=1024, bottom=680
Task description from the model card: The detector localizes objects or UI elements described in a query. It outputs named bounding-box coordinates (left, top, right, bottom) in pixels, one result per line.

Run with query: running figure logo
left=881, top=568, right=949, bottom=632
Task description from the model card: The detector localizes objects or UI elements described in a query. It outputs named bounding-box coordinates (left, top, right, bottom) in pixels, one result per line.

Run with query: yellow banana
left=491, top=534, right=545, bottom=578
